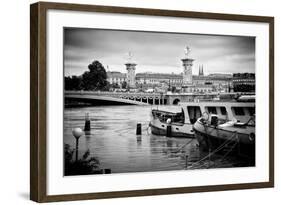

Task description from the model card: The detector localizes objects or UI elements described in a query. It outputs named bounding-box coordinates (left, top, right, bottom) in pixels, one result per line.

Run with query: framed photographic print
left=30, top=1, right=274, bottom=202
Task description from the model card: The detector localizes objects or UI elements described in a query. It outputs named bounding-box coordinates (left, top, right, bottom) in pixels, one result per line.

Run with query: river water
left=64, top=105, right=249, bottom=174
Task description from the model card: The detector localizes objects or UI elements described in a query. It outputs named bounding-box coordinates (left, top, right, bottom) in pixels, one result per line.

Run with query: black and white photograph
left=63, top=28, right=256, bottom=176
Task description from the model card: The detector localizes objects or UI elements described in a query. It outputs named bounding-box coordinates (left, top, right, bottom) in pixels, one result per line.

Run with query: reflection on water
left=64, top=105, right=244, bottom=174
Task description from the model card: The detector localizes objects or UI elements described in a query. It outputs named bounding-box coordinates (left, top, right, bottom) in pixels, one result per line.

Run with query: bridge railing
left=64, top=90, right=163, bottom=97
left=64, top=91, right=255, bottom=102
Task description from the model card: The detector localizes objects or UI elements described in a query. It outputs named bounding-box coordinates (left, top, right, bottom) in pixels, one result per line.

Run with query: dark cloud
left=64, top=28, right=255, bottom=76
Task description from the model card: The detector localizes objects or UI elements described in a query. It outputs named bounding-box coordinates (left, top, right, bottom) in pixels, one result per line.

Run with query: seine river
left=64, top=105, right=247, bottom=174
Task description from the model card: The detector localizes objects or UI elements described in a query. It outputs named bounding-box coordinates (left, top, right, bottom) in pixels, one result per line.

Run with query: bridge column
left=153, top=97, right=155, bottom=105
left=167, top=96, right=173, bottom=105
left=148, top=97, right=151, bottom=105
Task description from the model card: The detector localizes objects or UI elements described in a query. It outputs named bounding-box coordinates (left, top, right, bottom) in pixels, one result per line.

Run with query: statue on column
left=127, top=51, right=133, bottom=63
left=184, top=46, right=191, bottom=58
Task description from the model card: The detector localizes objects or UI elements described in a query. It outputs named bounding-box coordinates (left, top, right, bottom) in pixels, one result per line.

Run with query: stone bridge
left=65, top=91, right=165, bottom=106
left=65, top=91, right=252, bottom=106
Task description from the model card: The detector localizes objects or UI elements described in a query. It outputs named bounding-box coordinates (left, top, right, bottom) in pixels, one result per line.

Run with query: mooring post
left=166, top=125, right=172, bottom=137
left=84, top=113, right=91, bottom=134
left=185, top=155, right=188, bottom=169
left=137, top=135, right=142, bottom=142
left=136, top=123, right=142, bottom=135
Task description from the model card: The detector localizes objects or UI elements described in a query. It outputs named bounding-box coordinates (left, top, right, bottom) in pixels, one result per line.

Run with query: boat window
left=170, top=109, right=185, bottom=124
left=220, top=107, right=227, bottom=115
left=247, top=107, right=255, bottom=116
left=233, top=107, right=245, bottom=116
left=207, top=106, right=217, bottom=114
left=152, top=109, right=185, bottom=124
left=187, top=106, right=202, bottom=124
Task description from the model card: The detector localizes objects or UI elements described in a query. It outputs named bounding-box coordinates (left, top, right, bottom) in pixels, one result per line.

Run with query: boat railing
left=152, top=110, right=184, bottom=124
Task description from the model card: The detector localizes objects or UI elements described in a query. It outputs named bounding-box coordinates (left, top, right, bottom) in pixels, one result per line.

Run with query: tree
left=64, top=144, right=100, bottom=176
left=81, top=61, right=108, bottom=90
left=64, top=76, right=72, bottom=90
left=64, top=76, right=82, bottom=90
left=111, top=83, right=120, bottom=89
left=234, top=84, right=255, bottom=92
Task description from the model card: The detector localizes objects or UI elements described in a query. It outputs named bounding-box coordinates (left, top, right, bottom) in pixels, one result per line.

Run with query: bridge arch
left=142, top=97, right=147, bottom=103
left=173, top=98, right=180, bottom=105
left=148, top=97, right=153, bottom=105
left=155, top=97, right=159, bottom=105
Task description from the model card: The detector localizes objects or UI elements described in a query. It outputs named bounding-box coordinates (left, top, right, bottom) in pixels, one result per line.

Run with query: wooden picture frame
left=30, top=1, right=274, bottom=202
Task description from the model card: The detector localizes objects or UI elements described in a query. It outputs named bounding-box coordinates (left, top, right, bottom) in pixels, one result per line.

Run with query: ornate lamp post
left=72, top=128, right=84, bottom=162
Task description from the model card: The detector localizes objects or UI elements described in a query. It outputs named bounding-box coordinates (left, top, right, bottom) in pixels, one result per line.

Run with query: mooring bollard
left=137, top=135, right=142, bottom=142
left=84, top=113, right=91, bottom=134
left=166, top=125, right=172, bottom=137
left=136, top=123, right=142, bottom=135
left=185, top=155, right=189, bottom=169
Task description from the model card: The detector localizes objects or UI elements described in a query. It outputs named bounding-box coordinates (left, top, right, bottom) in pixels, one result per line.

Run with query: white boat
left=150, top=107, right=193, bottom=138
left=193, top=113, right=255, bottom=159
left=149, top=100, right=255, bottom=139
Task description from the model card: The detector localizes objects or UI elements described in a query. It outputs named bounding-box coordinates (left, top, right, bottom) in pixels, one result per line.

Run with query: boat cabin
left=152, top=109, right=185, bottom=125
left=181, top=102, right=255, bottom=124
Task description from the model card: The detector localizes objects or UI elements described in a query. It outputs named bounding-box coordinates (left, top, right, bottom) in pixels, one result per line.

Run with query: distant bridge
left=65, top=91, right=254, bottom=106
left=65, top=91, right=153, bottom=106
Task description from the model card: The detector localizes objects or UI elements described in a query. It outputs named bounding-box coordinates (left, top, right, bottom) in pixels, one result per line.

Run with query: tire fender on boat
left=249, top=133, right=255, bottom=142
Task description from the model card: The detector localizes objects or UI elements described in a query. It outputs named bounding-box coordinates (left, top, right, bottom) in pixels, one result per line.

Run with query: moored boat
left=149, top=107, right=194, bottom=138
left=149, top=99, right=255, bottom=139
left=193, top=113, right=255, bottom=160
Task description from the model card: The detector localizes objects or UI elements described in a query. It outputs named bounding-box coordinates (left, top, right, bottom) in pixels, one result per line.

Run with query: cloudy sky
left=64, top=28, right=255, bottom=76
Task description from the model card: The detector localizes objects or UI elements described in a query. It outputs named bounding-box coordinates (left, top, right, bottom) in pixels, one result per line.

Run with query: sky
left=64, top=28, right=255, bottom=77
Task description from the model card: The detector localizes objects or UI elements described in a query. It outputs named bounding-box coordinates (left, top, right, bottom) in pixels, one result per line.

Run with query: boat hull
left=149, top=118, right=194, bottom=138
left=193, top=120, right=255, bottom=160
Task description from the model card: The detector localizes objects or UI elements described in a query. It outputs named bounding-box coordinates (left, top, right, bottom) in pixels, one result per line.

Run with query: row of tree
left=65, top=61, right=109, bottom=91
left=233, top=84, right=255, bottom=92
